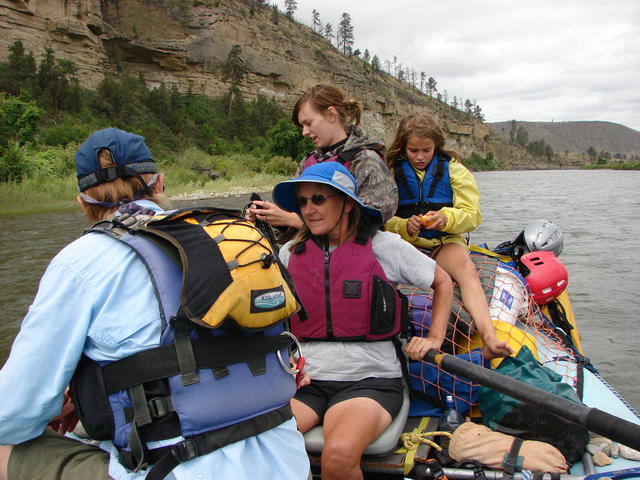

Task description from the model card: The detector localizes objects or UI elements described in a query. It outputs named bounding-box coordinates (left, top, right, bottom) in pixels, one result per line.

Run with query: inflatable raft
left=303, top=248, right=640, bottom=480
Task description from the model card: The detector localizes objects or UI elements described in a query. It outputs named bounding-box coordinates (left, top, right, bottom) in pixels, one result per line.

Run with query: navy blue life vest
left=394, top=154, right=453, bottom=239
left=71, top=208, right=297, bottom=479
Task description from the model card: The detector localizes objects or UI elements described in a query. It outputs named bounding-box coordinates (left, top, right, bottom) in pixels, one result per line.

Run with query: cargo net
left=399, top=253, right=579, bottom=415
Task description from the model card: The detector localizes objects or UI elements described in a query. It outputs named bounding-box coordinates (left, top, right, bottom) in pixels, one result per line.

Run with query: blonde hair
left=386, top=114, right=460, bottom=168
left=79, top=149, right=170, bottom=222
left=292, top=84, right=362, bottom=128
left=289, top=184, right=362, bottom=249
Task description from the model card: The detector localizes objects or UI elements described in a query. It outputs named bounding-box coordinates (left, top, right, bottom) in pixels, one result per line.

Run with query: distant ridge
left=487, top=121, right=640, bottom=156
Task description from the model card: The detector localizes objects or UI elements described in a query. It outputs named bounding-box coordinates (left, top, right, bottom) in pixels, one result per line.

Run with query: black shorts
left=294, top=377, right=404, bottom=420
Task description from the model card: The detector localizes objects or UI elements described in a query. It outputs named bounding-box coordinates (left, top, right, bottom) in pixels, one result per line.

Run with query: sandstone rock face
left=0, top=0, right=540, bottom=168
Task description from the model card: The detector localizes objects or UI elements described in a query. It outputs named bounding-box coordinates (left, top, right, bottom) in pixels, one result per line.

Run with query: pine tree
left=324, top=23, right=334, bottom=43
left=509, top=120, right=517, bottom=143
left=222, top=44, right=246, bottom=115
left=312, top=9, right=321, bottom=33
left=363, top=49, right=370, bottom=63
left=222, top=44, right=246, bottom=84
left=427, top=77, right=437, bottom=96
left=284, top=0, right=297, bottom=19
left=0, top=40, right=36, bottom=96
left=515, top=126, right=529, bottom=146
left=464, top=99, right=473, bottom=114
left=371, top=55, right=381, bottom=72
left=337, top=12, right=354, bottom=54
left=473, top=104, right=484, bottom=121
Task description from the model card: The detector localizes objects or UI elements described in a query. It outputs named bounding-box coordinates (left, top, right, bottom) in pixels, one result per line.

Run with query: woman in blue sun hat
left=273, top=161, right=453, bottom=479
left=0, top=128, right=310, bottom=480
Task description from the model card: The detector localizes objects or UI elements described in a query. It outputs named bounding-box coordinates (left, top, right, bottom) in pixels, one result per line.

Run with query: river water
left=1, top=169, right=639, bottom=410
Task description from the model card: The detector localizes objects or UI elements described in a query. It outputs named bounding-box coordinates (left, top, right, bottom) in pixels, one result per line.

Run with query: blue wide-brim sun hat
left=75, top=128, right=157, bottom=191
left=272, top=162, right=383, bottom=223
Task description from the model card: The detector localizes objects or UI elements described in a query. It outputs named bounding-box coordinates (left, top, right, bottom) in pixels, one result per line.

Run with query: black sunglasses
left=296, top=193, right=338, bottom=208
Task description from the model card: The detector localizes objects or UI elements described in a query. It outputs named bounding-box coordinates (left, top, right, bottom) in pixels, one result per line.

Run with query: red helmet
left=520, top=251, right=569, bottom=305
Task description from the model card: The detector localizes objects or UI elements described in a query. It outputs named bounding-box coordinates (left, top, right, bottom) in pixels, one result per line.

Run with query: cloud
left=276, top=0, right=640, bottom=131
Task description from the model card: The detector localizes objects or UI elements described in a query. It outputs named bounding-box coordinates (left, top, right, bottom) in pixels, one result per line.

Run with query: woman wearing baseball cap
left=273, top=161, right=453, bottom=480
left=0, top=128, right=310, bottom=480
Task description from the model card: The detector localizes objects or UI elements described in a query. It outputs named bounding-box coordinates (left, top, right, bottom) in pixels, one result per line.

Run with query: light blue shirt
left=0, top=200, right=309, bottom=479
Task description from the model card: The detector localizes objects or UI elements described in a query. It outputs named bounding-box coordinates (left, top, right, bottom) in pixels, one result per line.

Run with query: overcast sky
left=273, top=1, right=640, bottom=131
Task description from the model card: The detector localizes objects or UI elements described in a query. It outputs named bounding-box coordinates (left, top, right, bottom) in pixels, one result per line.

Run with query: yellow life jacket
left=458, top=320, right=539, bottom=369
left=119, top=207, right=300, bottom=330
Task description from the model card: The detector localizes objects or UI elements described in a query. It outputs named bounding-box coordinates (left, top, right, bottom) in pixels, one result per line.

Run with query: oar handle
left=424, top=350, right=640, bottom=451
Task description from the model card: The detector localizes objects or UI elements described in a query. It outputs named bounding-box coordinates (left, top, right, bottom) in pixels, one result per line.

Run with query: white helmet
left=520, top=219, right=564, bottom=257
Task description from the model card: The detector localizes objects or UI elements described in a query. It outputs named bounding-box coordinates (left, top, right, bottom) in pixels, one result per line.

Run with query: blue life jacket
left=394, top=154, right=453, bottom=239
left=71, top=208, right=297, bottom=479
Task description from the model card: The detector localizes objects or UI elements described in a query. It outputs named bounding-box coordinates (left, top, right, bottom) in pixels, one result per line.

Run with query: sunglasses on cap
left=296, top=193, right=339, bottom=208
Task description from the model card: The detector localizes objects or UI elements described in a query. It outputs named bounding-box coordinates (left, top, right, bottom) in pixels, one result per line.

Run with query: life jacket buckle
left=172, top=439, right=199, bottom=462
left=148, top=397, right=169, bottom=418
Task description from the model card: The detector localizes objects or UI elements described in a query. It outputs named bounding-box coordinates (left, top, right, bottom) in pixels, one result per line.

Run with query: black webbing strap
left=78, top=164, right=155, bottom=194
left=129, top=384, right=153, bottom=427
left=172, top=317, right=199, bottom=386
left=394, top=162, right=413, bottom=199
left=336, top=148, right=361, bottom=165
left=143, top=404, right=293, bottom=480
left=426, top=156, right=445, bottom=199
left=425, top=459, right=447, bottom=480
left=471, top=462, right=488, bottom=480
left=546, top=299, right=579, bottom=353
left=101, top=334, right=290, bottom=394
left=502, top=437, right=524, bottom=480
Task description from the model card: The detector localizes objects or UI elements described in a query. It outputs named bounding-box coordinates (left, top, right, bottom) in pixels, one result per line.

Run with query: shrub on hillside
left=463, top=152, right=496, bottom=171
left=29, top=145, right=76, bottom=177
left=40, top=119, right=94, bottom=146
left=262, top=155, right=298, bottom=176
left=0, top=146, right=28, bottom=182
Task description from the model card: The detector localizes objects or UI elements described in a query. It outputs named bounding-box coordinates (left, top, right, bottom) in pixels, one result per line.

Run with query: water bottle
left=440, top=395, right=465, bottom=449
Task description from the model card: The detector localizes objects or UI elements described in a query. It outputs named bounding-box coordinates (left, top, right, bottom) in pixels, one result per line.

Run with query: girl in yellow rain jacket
left=386, top=114, right=511, bottom=359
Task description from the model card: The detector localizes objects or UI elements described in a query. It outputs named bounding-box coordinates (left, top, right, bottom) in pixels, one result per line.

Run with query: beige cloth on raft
left=448, top=422, right=569, bottom=473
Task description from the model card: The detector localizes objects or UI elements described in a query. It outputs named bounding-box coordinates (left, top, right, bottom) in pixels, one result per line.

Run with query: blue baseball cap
left=75, top=128, right=157, bottom=192
left=272, top=162, right=383, bottom=223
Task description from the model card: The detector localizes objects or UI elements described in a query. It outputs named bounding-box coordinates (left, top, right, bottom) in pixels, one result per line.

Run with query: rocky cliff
left=0, top=0, right=550, bottom=168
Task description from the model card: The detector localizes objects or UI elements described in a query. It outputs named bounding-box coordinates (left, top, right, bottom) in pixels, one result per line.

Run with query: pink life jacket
left=287, top=233, right=403, bottom=341
left=302, top=147, right=384, bottom=173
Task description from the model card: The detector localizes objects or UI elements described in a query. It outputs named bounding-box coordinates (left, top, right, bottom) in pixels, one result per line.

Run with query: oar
left=424, top=350, right=640, bottom=451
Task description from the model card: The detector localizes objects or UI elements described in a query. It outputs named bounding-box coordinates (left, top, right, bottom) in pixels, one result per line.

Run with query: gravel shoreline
left=170, top=186, right=268, bottom=201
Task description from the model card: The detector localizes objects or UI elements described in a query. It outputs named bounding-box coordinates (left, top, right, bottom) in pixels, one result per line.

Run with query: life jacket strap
left=125, top=404, right=293, bottom=480
left=172, top=317, right=199, bottom=386
left=393, top=161, right=413, bottom=200
left=124, top=395, right=176, bottom=424
left=101, top=334, right=291, bottom=394
left=426, top=156, right=446, bottom=199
